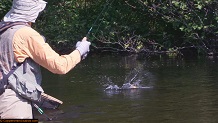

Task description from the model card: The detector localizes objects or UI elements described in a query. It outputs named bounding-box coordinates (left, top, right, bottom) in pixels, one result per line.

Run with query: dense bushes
left=1, top=0, right=218, bottom=56
left=0, top=0, right=11, bottom=20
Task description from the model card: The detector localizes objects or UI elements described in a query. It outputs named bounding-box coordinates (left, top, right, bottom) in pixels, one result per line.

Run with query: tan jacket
left=13, top=26, right=81, bottom=74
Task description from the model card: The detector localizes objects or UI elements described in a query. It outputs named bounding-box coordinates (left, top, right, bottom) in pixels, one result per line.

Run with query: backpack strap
left=0, top=21, right=30, bottom=34
left=0, top=62, right=23, bottom=95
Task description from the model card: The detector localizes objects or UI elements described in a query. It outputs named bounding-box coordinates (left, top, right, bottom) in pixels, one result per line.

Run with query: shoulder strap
left=1, top=62, right=23, bottom=86
left=0, top=21, right=30, bottom=34
left=0, top=59, right=27, bottom=95
left=0, top=64, right=20, bottom=95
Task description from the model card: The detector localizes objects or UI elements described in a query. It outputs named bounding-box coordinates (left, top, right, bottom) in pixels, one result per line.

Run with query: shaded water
left=35, top=54, right=218, bottom=123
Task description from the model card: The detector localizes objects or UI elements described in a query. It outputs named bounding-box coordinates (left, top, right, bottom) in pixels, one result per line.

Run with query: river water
left=35, top=54, right=218, bottom=123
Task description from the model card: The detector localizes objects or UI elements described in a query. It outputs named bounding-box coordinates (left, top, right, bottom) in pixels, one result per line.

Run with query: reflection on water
left=36, top=54, right=218, bottom=123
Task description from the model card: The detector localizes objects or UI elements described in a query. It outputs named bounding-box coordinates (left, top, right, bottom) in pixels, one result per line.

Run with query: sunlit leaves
left=0, top=0, right=12, bottom=19
left=1, top=0, right=218, bottom=54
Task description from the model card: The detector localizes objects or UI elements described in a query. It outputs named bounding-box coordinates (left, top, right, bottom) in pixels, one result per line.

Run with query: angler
left=0, top=0, right=91, bottom=119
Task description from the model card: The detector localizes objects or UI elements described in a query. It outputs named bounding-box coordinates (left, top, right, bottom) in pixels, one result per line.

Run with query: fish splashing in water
left=104, top=81, right=152, bottom=91
left=102, top=67, right=154, bottom=91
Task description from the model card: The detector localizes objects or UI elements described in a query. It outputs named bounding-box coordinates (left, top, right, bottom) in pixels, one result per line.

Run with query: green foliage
left=1, top=0, right=218, bottom=55
left=36, top=0, right=86, bottom=43
left=0, top=0, right=12, bottom=20
left=140, top=0, right=218, bottom=54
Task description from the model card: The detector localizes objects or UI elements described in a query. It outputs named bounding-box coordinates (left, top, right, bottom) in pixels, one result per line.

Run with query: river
left=34, top=54, right=218, bottom=123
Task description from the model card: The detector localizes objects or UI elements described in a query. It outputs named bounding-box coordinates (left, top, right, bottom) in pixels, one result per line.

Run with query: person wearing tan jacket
left=0, top=0, right=91, bottom=119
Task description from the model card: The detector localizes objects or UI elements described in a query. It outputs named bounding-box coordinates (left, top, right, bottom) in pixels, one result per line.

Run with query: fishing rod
left=33, top=103, right=52, bottom=121
left=86, top=0, right=115, bottom=38
left=78, top=0, right=115, bottom=59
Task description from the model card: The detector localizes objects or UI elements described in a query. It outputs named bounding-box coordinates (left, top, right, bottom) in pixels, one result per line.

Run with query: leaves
left=0, top=0, right=12, bottom=19
left=1, top=0, right=218, bottom=55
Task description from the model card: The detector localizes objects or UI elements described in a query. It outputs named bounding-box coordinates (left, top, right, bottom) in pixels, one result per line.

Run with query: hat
left=3, top=0, right=47, bottom=23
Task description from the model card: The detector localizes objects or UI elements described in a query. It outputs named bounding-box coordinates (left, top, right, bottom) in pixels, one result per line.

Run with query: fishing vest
left=0, top=23, right=44, bottom=102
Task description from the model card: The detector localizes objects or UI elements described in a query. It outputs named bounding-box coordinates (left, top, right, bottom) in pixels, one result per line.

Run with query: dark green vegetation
left=1, top=0, right=218, bottom=56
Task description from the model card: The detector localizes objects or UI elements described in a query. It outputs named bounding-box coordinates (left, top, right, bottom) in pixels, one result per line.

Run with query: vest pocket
left=8, top=72, right=44, bottom=102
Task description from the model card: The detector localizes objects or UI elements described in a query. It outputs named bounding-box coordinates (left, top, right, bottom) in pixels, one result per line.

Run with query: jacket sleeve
left=13, top=26, right=81, bottom=74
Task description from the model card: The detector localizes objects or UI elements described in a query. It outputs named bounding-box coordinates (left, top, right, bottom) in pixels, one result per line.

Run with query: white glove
left=76, top=37, right=91, bottom=60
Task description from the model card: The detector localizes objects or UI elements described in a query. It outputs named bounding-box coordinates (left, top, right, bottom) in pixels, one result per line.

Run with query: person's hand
left=76, top=37, right=91, bottom=60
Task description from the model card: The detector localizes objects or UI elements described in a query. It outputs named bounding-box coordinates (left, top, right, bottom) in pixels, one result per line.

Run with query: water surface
left=35, top=54, right=218, bottom=123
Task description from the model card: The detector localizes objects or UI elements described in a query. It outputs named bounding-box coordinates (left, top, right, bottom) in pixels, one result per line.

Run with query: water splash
left=104, top=82, right=152, bottom=91
left=102, top=67, right=153, bottom=91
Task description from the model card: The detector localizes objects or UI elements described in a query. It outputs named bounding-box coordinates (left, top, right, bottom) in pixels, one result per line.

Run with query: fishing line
left=92, top=0, right=115, bottom=37
left=86, top=0, right=115, bottom=38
